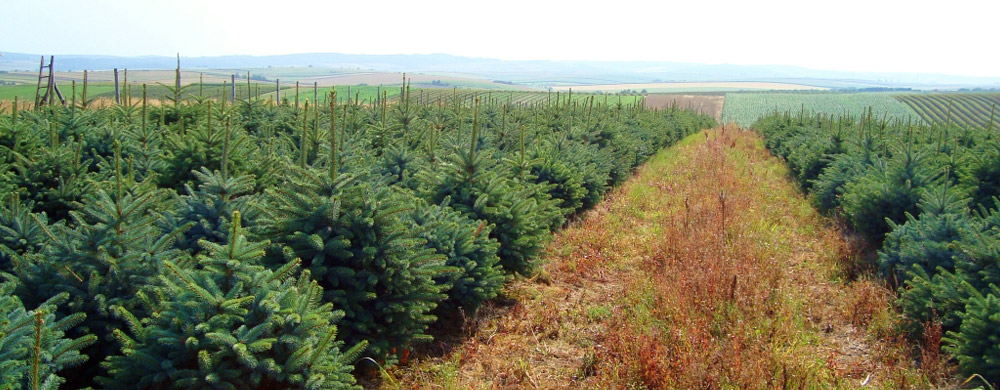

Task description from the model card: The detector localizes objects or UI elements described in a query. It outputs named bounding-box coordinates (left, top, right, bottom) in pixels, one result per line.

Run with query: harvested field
left=645, top=93, right=725, bottom=120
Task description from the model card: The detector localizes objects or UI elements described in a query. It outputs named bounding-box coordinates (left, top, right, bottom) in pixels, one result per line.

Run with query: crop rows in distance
left=895, top=93, right=1000, bottom=129
left=722, top=92, right=921, bottom=127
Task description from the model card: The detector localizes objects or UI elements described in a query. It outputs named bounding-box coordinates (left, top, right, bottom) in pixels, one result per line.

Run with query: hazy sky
left=3, top=0, right=999, bottom=77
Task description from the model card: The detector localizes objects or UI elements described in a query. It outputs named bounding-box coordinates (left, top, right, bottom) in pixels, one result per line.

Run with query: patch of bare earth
left=644, top=94, right=725, bottom=121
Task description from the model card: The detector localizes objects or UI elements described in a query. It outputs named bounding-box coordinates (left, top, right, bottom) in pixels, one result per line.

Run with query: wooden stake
left=82, top=70, right=89, bottom=108
left=114, top=68, right=121, bottom=104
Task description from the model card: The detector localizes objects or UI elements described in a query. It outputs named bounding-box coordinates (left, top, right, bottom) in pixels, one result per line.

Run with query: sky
left=3, top=0, right=999, bottom=77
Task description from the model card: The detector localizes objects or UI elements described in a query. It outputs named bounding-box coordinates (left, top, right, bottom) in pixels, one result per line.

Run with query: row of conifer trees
left=0, top=87, right=713, bottom=389
left=754, top=108, right=1000, bottom=383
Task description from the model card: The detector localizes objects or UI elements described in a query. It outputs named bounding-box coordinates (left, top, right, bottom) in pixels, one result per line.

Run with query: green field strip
left=968, top=95, right=1000, bottom=126
left=899, top=95, right=947, bottom=126
left=897, top=93, right=1000, bottom=129
left=953, top=95, right=992, bottom=126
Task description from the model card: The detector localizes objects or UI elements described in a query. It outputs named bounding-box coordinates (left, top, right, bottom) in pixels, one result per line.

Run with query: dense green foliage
left=100, top=213, right=365, bottom=389
left=0, top=86, right=712, bottom=387
left=754, top=107, right=1000, bottom=384
left=0, top=283, right=95, bottom=390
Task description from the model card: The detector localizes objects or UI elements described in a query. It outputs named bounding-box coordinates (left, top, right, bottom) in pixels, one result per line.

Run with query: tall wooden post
left=114, top=68, right=121, bottom=104
left=82, top=70, right=89, bottom=108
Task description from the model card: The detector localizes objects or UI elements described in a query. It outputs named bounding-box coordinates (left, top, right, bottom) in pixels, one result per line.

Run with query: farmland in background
left=393, top=88, right=643, bottom=107
left=551, top=81, right=827, bottom=93
left=644, top=93, right=725, bottom=120
left=0, top=67, right=527, bottom=104
left=895, top=92, right=1000, bottom=129
left=722, top=91, right=920, bottom=127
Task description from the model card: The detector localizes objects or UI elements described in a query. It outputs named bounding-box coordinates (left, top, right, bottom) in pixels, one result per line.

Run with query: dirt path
left=383, top=127, right=926, bottom=389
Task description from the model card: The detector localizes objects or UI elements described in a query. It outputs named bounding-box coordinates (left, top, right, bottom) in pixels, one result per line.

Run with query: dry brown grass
left=644, top=94, right=725, bottom=121
left=379, top=127, right=936, bottom=389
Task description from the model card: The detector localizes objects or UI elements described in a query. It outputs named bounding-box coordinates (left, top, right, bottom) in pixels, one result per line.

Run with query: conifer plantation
left=755, top=108, right=1000, bottom=385
left=0, top=83, right=713, bottom=388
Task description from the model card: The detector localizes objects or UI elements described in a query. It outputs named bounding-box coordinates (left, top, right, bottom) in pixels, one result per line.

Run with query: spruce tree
left=900, top=266, right=978, bottom=333
left=0, top=283, right=95, bottom=390
left=944, top=285, right=1000, bottom=384
left=407, top=199, right=505, bottom=311
left=162, top=168, right=262, bottom=255
left=12, top=145, right=191, bottom=384
left=841, top=144, right=936, bottom=243
left=264, top=167, right=449, bottom=358
left=0, top=198, right=48, bottom=272
left=101, top=212, right=364, bottom=389
left=420, top=102, right=559, bottom=274
left=879, top=182, right=975, bottom=283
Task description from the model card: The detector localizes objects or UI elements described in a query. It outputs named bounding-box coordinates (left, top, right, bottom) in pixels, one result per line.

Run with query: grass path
left=381, top=127, right=929, bottom=389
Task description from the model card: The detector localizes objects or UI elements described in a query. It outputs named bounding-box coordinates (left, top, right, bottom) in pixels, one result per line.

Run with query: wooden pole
left=82, top=70, right=89, bottom=108
left=45, top=56, right=56, bottom=106
left=122, top=68, right=128, bottom=106
left=34, top=56, right=44, bottom=106
left=175, top=53, right=181, bottom=91
left=114, top=68, right=121, bottom=104
left=231, top=74, right=236, bottom=103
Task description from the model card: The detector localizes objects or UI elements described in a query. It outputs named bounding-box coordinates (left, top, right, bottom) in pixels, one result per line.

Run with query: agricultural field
left=644, top=93, right=725, bottom=120
left=0, top=67, right=529, bottom=108
left=722, top=91, right=921, bottom=127
left=896, top=92, right=1000, bottom=129
left=552, top=81, right=827, bottom=93
left=3, top=64, right=999, bottom=390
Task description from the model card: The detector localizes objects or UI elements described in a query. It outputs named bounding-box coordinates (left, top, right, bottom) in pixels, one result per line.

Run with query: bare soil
left=645, top=93, right=725, bottom=120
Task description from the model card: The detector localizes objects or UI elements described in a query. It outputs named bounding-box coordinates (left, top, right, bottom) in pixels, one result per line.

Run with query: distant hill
left=3, top=51, right=1000, bottom=90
